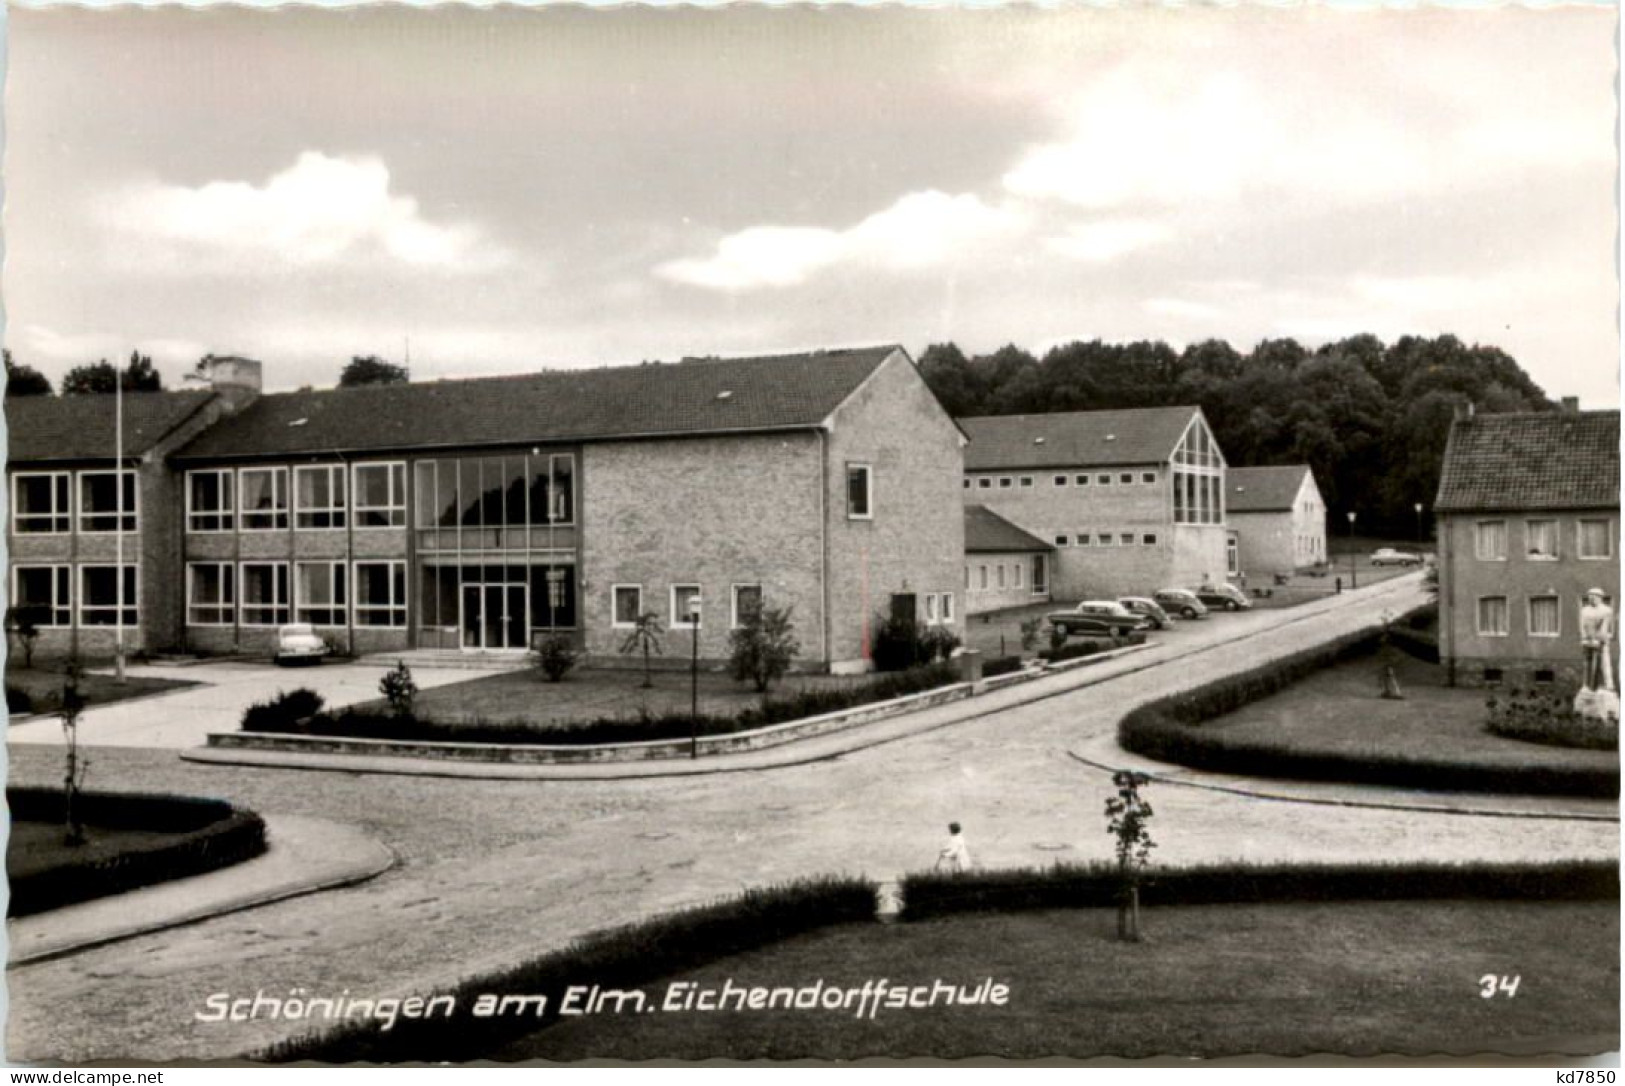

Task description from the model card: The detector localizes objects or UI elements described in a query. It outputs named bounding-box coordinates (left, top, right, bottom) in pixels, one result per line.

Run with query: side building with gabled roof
left=963, top=503, right=1054, bottom=614
left=1434, top=407, right=1620, bottom=687
left=1225, top=464, right=1327, bottom=578
left=958, top=406, right=1229, bottom=600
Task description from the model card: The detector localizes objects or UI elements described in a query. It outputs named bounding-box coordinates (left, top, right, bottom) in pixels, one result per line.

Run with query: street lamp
left=688, top=595, right=703, bottom=760
left=1346, top=511, right=1358, bottom=589
left=1414, top=502, right=1424, bottom=545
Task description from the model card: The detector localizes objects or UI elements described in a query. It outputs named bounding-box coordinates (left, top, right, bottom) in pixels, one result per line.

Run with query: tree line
left=918, top=333, right=1556, bottom=534
left=3, top=352, right=411, bottom=399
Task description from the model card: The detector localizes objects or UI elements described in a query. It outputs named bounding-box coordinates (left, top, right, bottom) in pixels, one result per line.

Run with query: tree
left=60, top=661, right=90, bottom=846
left=61, top=352, right=163, bottom=395
left=340, top=356, right=410, bottom=387
left=729, top=603, right=801, bottom=693
left=5, top=350, right=52, bottom=397
left=379, top=661, right=418, bottom=718
left=1104, top=769, right=1155, bottom=942
left=618, top=611, right=665, bottom=689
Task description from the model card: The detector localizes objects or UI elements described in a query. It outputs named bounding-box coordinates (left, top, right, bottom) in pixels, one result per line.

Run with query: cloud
left=1046, top=220, right=1172, bottom=262
left=1143, top=297, right=1222, bottom=322
left=102, top=151, right=505, bottom=272
left=657, top=190, right=1023, bottom=290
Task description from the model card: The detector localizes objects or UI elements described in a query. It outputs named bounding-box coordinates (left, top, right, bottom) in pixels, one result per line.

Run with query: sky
left=4, top=5, right=1619, bottom=405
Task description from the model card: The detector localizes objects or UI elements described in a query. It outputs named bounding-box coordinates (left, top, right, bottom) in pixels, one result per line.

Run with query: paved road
left=6, top=574, right=1616, bottom=1061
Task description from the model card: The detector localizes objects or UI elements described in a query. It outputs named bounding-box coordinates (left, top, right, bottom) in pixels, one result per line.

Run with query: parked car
left=1045, top=601, right=1150, bottom=640
left=1192, top=583, right=1252, bottom=612
left=274, top=623, right=330, bottom=666
left=1371, top=547, right=1425, bottom=567
left=1118, top=596, right=1173, bottom=630
left=1152, top=588, right=1208, bottom=620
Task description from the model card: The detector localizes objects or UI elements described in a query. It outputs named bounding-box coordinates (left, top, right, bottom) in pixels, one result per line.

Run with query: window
left=1075, top=533, right=1090, bottom=547
left=1474, top=520, right=1507, bottom=561
left=1579, top=519, right=1614, bottom=559
left=1031, top=555, right=1048, bottom=596
left=977, top=478, right=992, bottom=490
left=1053, top=475, right=1068, bottom=487
left=1142, top=534, right=1158, bottom=546
left=1534, top=669, right=1556, bottom=685
left=353, top=561, right=407, bottom=627
left=732, top=584, right=763, bottom=629
left=1476, top=596, right=1509, bottom=637
left=240, top=468, right=289, bottom=531
left=1055, top=534, right=1070, bottom=547
left=1120, top=533, right=1135, bottom=546
left=77, top=471, right=138, bottom=533
left=942, top=593, right=955, bottom=624
left=1141, top=472, right=1157, bottom=484
left=187, top=470, right=235, bottom=532
left=846, top=464, right=873, bottom=519
left=672, top=584, right=702, bottom=627
left=613, top=585, right=644, bottom=628
left=354, top=463, right=407, bottom=528
left=1119, top=473, right=1133, bottom=485
left=1075, top=475, right=1089, bottom=487
left=963, top=478, right=972, bottom=490
left=187, top=564, right=235, bottom=626
left=1097, top=474, right=1112, bottom=486
left=1525, top=519, right=1558, bottom=559
left=295, top=465, right=347, bottom=530
left=1013, top=563, right=1024, bottom=589
left=1483, top=667, right=1504, bottom=684
left=1019, top=477, right=1034, bottom=488
left=998, top=477, right=1013, bottom=489
left=925, top=593, right=939, bottom=624
left=1098, top=534, right=1115, bottom=547
left=14, top=566, right=71, bottom=626
left=978, top=565, right=988, bottom=590
left=296, top=562, right=348, bottom=625
left=11, top=473, right=71, bottom=534
left=240, top=563, right=290, bottom=626
left=1529, top=595, right=1560, bottom=638
left=996, top=565, right=1006, bottom=589
left=79, top=565, right=138, bottom=627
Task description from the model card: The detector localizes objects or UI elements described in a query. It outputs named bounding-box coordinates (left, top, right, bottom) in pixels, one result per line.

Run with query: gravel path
left=6, top=574, right=1615, bottom=1062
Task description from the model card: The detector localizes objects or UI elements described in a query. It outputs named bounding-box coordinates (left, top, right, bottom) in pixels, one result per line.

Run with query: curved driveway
left=6, top=573, right=1616, bottom=1061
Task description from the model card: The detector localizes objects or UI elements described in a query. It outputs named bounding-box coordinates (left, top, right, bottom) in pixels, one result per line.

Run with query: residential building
left=1226, top=464, right=1327, bottom=578
left=1434, top=407, right=1620, bottom=687
left=963, top=504, right=1052, bottom=615
left=161, top=345, right=962, bottom=673
left=958, top=407, right=1229, bottom=600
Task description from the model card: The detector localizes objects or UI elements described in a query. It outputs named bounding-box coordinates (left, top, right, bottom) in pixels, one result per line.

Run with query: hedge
left=1039, top=631, right=1146, bottom=665
left=899, top=859, right=1620, bottom=922
left=261, top=875, right=879, bottom=1063
left=8, top=788, right=268, bottom=917
left=243, top=662, right=961, bottom=747
left=981, top=655, right=1027, bottom=679
left=1115, top=616, right=1618, bottom=798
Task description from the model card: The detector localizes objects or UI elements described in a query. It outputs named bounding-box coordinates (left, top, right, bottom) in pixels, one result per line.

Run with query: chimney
left=204, top=356, right=263, bottom=412
left=1561, top=396, right=1580, bottom=413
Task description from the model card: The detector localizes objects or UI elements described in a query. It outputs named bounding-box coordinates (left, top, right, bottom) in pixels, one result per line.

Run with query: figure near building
left=1575, top=588, right=1618, bottom=722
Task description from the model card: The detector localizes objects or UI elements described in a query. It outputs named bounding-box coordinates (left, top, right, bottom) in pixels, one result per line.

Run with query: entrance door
left=461, top=582, right=528, bottom=650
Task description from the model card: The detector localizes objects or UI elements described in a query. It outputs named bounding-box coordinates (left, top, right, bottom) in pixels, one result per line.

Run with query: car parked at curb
left=1118, top=597, right=1173, bottom=630
left=1152, top=588, right=1208, bottom=620
left=1045, top=601, right=1150, bottom=640
left=1370, top=547, right=1425, bottom=567
left=1192, top=583, right=1252, bottom=612
left=274, top=623, right=331, bottom=666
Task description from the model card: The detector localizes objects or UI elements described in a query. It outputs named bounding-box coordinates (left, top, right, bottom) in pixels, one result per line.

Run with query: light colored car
left=1191, top=583, right=1253, bottom=612
left=274, top=623, right=330, bottom=666
left=1152, top=588, right=1208, bottom=620
left=1118, top=596, right=1173, bottom=630
left=1045, top=601, right=1149, bottom=640
left=1371, top=547, right=1425, bottom=567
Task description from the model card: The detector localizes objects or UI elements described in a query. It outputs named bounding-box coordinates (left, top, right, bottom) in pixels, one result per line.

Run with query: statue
left=1574, top=588, right=1618, bottom=722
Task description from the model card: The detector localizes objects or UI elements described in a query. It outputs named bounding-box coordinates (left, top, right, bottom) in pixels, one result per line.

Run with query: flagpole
left=114, top=365, right=126, bottom=683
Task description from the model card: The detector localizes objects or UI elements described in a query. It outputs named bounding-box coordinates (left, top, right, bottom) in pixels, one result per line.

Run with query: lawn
left=5, top=665, right=198, bottom=716
left=1202, top=651, right=1617, bottom=775
left=6, top=819, right=178, bottom=882
left=496, top=901, right=1617, bottom=1060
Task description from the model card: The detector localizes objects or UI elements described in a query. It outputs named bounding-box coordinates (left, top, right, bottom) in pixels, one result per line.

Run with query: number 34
left=1480, top=974, right=1521, bottom=999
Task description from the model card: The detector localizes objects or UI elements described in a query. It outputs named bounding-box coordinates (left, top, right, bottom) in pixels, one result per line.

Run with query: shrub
left=728, top=603, right=801, bottom=693
left=6, top=684, right=33, bottom=715
left=241, top=688, right=326, bottom=733
left=1486, top=684, right=1617, bottom=751
left=1039, top=632, right=1144, bottom=664
left=1048, top=624, right=1068, bottom=652
left=982, top=655, right=1026, bottom=679
left=380, top=661, right=418, bottom=716
left=871, top=613, right=924, bottom=672
left=1019, top=617, right=1044, bottom=654
left=5, top=604, right=46, bottom=669
left=533, top=635, right=578, bottom=683
left=918, top=626, right=961, bottom=664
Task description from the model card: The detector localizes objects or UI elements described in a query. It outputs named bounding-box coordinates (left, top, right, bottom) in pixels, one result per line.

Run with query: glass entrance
left=460, top=582, right=528, bottom=650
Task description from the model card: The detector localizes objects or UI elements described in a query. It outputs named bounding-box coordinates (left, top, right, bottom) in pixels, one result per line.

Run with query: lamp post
left=1346, top=510, right=1358, bottom=589
left=1414, top=502, right=1424, bottom=545
left=688, top=595, right=702, bottom=760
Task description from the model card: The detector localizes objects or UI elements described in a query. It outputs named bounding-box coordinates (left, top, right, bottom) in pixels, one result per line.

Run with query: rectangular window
left=1031, top=555, right=1048, bottom=596
left=1119, top=473, right=1133, bottom=485
left=613, top=585, right=643, bottom=628
left=1141, top=471, right=1157, bottom=484
left=1054, top=534, right=1070, bottom=547
left=354, top=463, right=407, bottom=528
left=1053, top=475, right=1068, bottom=487
left=1579, top=519, right=1614, bottom=559
left=77, top=470, right=138, bottom=533
left=295, top=465, right=347, bottom=530
left=925, top=593, right=939, bottom=624
left=1019, top=476, right=1034, bottom=488
left=1013, top=563, right=1024, bottom=589
left=1097, top=474, right=1112, bottom=486
left=732, top=584, right=763, bottom=629
left=998, top=477, right=1013, bottom=489
left=353, top=561, right=407, bottom=627
left=1142, top=534, right=1158, bottom=546
left=240, top=563, right=291, bottom=626
left=79, top=564, right=138, bottom=627
left=963, top=478, right=972, bottom=490
left=187, top=470, right=235, bottom=532
left=1525, top=519, right=1558, bottom=559
left=1075, top=475, right=1089, bottom=487
left=978, top=565, right=988, bottom=590
left=1120, top=533, right=1135, bottom=546
left=977, top=478, right=992, bottom=490
left=296, top=562, right=348, bottom=625
left=1529, top=595, right=1560, bottom=638
left=1476, top=596, right=1509, bottom=637
left=187, top=563, right=235, bottom=626
left=846, top=463, right=873, bottom=519
left=1098, top=534, right=1115, bottom=547
left=672, top=583, right=702, bottom=627
left=14, top=566, right=71, bottom=626
left=548, top=455, right=576, bottom=525
left=1474, top=520, right=1507, bottom=561
left=996, top=565, right=1006, bottom=589
left=240, top=468, right=289, bottom=531
left=942, top=593, right=955, bottom=624
left=1075, top=533, right=1090, bottom=547
left=12, top=472, right=72, bottom=535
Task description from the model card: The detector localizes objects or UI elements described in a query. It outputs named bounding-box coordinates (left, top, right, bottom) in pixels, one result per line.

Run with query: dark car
left=1045, top=601, right=1150, bottom=640
left=1152, top=588, right=1208, bottom=620
left=1118, top=596, right=1173, bottom=630
left=1192, top=583, right=1252, bottom=612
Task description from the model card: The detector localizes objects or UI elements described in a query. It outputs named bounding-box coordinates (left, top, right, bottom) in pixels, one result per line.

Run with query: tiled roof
left=960, top=406, right=1201, bottom=470
left=6, top=391, right=215, bottom=463
left=964, top=504, right=1052, bottom=553
left=176, top=346, right=903, bottom=460
left=1227, top=465, right=1312, bottom=513
left=1435, top=410, right=1620, bottom=513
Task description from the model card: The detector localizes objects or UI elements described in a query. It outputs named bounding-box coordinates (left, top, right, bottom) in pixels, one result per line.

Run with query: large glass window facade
left=413, top=453, right=576, bottom=549
left=417, top=562, right=577, bottom=650
left=1171, top=418, right=1224, bottom=525
left=12, top=473, right=71, bottom=534
left=295, top=465, right=347, bottom=530
left=78, top=471, right=138, bottom=533
left=80, top=565, right=138, bottom=626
